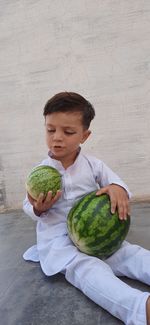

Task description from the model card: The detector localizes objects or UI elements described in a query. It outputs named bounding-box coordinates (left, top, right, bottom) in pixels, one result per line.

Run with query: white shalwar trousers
left=63, top=241, right=150, bottom=325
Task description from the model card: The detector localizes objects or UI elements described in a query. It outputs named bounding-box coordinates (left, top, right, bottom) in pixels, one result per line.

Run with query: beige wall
left=0, top=1, right=150, bottom=211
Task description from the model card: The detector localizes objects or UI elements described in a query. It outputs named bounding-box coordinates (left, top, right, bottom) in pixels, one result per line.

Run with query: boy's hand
left=27, top=190, right=62, bottom=216
left=96, top=184, right=130, bottom=220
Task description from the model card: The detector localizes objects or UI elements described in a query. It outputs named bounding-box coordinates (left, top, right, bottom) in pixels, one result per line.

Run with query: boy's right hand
left=27, top=190, right=62, bottom=216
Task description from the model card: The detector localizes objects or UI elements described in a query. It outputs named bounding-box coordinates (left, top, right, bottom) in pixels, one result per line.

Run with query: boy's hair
left=43, top=92, right=95, bottom=129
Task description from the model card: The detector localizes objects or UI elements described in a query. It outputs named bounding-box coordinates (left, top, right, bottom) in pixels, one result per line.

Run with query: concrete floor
left=0, top=202, right=150, bottom=325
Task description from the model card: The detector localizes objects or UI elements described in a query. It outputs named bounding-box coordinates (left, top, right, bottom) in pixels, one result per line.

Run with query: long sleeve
left=99, top=161, right=132, bottom=198
left=23, top=195, right=40, bottom=221
left=85, top=155, right=132, bottom=199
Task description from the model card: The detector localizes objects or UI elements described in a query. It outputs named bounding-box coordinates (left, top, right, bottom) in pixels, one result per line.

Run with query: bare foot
left=146, top=297, right=150, bottom=325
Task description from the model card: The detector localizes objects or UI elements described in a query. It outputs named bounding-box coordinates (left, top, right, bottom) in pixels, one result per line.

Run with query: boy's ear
left=81, top=130, right=91, bottom=144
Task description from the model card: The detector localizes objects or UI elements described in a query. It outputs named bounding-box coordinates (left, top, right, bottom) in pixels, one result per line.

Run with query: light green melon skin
left=67, top=192, right=130, bottom=259
left=26, top=165, right=61, bottom=200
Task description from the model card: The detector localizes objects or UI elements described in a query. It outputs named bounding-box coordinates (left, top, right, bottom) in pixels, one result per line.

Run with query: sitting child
left=23, top=91, right=150, bottom=324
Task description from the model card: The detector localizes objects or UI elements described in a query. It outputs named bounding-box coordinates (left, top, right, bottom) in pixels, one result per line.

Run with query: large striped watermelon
left=67, top=192, right=130, bottom=259
left=26, top=165, right=61, bottom=200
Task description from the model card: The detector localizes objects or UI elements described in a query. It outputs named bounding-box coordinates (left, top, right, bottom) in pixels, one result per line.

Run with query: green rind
left=26, top=165, right=61, bottom=200
left=67, top=192, right=130, bottom=259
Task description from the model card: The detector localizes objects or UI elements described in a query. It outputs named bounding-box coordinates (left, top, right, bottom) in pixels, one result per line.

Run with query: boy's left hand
left=96, top=184, right=130, bottom=220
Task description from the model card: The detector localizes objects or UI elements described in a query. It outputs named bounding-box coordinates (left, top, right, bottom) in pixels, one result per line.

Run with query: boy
left=23, top=92, right=150, bottom=324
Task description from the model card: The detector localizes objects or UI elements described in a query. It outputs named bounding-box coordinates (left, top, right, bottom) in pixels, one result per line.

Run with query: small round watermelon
left=25, top=165, right=61, bottom=200
left=67, top=191, right=130, bottom=259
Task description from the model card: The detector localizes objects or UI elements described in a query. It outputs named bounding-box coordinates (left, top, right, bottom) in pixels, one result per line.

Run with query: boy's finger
left=52, top=190, right=62, bottom=203
left=96, top=187, right=107, bottom=196
left=118, top=204, right=124, bottom=220
left=44, top=191, right=53, bottom=203
left=38, top=193, right=45, bottom=203
left=110, top=197, right=117, bottom=214
left=118, top=201, right=129, bottom=220
left=57, top=190, right=62, bottom=197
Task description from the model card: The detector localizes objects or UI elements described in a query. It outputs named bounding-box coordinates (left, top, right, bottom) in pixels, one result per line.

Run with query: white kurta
left=23, top=151, right=150, bottom=324
left=23, top=151, right=131, bottom=275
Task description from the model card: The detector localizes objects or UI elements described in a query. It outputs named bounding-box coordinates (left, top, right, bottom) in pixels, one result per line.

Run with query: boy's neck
left=48, top=148, right=81, bottom=169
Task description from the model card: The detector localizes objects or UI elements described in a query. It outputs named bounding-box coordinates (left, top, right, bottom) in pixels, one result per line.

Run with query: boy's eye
left=64, top=131, right=76, bottom=135
left=47, top=129, right=76, bottom=135
left=47, top=129, right=55, bottom=133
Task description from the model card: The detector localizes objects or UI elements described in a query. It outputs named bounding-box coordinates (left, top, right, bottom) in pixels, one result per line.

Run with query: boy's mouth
left=53, top=145, right=64, bottom=150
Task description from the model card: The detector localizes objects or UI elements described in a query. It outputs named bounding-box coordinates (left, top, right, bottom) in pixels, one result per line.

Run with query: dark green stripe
left=73, top=192, right=96, bottom=217
left=77, top=196, right=110, bottom=239
left=68, top=193, right=110, bottom=240
left=74, top=194, right=110, bottom=235
left=84, top=217, right=129, bottom=248
left=82, top=217, right=130, bottom=258
left=76, top=197, right=108, bottom=238
left=67, top=192, right=96, bottom=235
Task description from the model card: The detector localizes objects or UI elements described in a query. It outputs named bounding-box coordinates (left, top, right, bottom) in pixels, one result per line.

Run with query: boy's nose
left=53, top=131, right=63, bottom=141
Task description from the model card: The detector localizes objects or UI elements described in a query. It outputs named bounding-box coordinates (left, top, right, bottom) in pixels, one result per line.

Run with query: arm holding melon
left=96, top=184, right=130, bottom=221
left=90, top=158, right=132, bottom=221
left=23, top=190, right=62, bottom=219
left=27, top=190, right=62, bottom=216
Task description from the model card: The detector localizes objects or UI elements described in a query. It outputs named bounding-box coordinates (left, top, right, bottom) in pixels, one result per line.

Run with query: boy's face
left=45, top=111, right=91, bottom=167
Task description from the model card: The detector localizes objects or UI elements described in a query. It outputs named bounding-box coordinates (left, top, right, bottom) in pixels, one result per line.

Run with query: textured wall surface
left=0, top=1, right=150, bottom=211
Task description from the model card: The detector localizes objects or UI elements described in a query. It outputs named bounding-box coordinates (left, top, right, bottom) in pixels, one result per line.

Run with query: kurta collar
left=48, top=147, right=82, bottom=171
